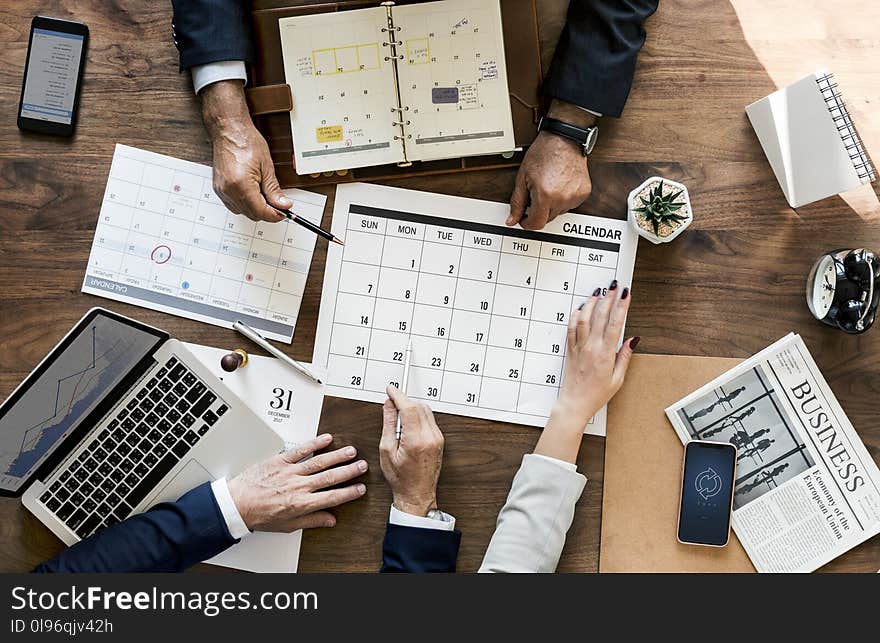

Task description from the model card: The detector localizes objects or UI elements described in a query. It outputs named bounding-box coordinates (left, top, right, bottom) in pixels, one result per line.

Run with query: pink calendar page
left=313, top=183, right=638, bottom=435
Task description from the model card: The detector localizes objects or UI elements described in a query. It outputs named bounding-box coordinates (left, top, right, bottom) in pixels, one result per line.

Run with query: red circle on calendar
left=150, top=245, right=172, bottom=264
left=245, top=273, right=254, bottom=282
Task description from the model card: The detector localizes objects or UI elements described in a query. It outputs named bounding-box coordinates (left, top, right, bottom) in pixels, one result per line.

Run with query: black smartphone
left=677, top=440, right=737, bottom=547
left=17, top=16, right=89, bottom=137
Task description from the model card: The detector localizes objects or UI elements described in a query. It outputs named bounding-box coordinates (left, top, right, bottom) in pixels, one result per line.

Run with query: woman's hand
left=536, top=281, right=639, bottom=463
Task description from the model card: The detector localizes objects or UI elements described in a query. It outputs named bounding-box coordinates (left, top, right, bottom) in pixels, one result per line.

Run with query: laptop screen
left=0, top=310, right=164, bottom=494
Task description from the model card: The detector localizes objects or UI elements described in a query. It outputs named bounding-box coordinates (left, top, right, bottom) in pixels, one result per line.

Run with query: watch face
left=807, top=255, right=836, bottom=319
left=584, top=127, right=598, bottom=154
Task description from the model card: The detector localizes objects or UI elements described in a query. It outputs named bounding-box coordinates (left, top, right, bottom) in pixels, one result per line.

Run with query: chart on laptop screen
left=0, top=314, right=157, bottom=492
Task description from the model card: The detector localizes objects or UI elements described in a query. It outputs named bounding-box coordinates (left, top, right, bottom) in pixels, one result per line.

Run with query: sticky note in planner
left=479, top=60, right=499, bottom=80
left=431, top=87, right=459, bottom=104
left=316, top=125, right=343, bottom=142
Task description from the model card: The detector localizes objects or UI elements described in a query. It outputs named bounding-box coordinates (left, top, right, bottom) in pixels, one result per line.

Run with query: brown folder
left=601, top=354, right=756, bottom=573
left=248, top=0, right=544, bottom=187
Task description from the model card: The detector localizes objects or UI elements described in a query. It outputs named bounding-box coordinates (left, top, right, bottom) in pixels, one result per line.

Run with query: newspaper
left=665, top=333, right=880, bottom=572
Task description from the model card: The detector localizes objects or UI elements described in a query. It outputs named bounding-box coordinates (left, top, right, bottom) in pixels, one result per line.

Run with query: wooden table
left=1, top=0, right=878, bottom=572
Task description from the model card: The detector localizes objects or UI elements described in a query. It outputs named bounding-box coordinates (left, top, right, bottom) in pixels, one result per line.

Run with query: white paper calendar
left=82, top=144, right=327, bottom=343
left=313, top=183, right=638, bottom=435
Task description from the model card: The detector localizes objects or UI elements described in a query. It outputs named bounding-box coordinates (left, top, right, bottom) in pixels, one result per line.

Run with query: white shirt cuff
left=574, top=105, right=603, bottom=118
left=389, top=504, right=456, bottom=531
left=530, top=453, right=578, bottom=472
left=211, top=477, right=251, bottom=540
left=192, top=60, right=247, bottom=95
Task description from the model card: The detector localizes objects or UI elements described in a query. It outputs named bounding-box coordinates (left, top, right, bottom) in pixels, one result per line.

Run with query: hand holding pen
left=379, top=383, right=446, bottom=519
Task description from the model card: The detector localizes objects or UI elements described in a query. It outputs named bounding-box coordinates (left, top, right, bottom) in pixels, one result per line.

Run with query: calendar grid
left=315, top=183, right=637, bottom=435
left=329, top=207, right=621, bottom=405
left=396, top=223, right=427, bottom=389
left=84, top=145, right=326, bottom=342
left=430, top=233, right=465, bottom=402
left=364, top=226, right=390, bottom=386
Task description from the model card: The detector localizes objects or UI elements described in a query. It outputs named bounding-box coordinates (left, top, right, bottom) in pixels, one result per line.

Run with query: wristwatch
left=537, top=116, right=599, bottom=156
left=426, top=508, right=452, bottom=523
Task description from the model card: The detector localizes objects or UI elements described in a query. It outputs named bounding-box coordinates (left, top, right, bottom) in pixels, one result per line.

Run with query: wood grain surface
left=0, top=0, right=878, bottom=572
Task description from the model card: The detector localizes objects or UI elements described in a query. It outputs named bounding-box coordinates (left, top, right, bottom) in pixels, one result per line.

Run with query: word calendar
left=313, top=183, right=637, bottom=435
left=83, top=145, right=327, bottom=343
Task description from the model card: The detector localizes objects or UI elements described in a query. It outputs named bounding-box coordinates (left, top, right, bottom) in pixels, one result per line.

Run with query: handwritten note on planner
left=82, top=145, right=327, bottom=343
left=313, top=183, right=638, bottom=435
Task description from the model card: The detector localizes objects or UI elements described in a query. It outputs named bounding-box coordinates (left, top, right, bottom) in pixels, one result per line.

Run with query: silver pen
left=395, top=338, right=413, bottom=440
left=232, top=320, right=323, bottom=385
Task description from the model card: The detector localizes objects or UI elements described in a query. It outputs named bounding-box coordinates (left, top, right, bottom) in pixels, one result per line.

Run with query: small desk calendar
left=82, top=144, right=327, bottom=343
left=313, top=183, right=638, bottom=435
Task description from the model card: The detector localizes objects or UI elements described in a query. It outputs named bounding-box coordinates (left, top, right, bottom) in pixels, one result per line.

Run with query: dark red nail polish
left=577, top=301, right=585, bottom=310
left=592, top=287, right=601, bottom=297
left=610, top=280, right=618, bottom=290
left=629, top=336, right=641, bottom=350
left=621, top=287, right=630, bottom=300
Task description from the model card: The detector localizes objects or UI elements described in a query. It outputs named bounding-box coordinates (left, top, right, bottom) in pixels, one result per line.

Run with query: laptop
left=0, top=308, right=283, bottom=545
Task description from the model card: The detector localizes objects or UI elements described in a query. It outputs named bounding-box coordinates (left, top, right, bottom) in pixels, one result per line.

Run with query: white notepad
left=746, top=71, right=875, bottom=208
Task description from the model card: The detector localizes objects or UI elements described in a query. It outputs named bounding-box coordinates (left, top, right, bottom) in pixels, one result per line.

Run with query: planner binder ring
left=380, top=0, right=417, bottom=168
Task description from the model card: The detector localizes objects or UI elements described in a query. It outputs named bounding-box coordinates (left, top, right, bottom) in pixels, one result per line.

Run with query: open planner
left=279, top=0, right=515, bottom=174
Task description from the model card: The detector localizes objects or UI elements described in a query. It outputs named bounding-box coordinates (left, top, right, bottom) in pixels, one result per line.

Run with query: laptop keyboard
left=38, top=356, right=229, bottom=540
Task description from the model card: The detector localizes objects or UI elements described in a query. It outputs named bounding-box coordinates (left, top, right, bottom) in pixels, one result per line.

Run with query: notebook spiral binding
left=382, top=2, right=412, bottom=162
left=816, top=72, right=876, bottom=182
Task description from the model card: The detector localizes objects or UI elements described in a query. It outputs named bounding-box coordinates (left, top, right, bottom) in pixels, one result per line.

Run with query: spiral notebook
left=278, top=0, right=515, bottom=175
left=746, top=71, right=876, bottom=208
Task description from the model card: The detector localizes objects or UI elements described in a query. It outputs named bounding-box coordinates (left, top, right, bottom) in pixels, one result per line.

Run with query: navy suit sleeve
left=170, top=0, right=255, bottom=71
left=380, top=523, right=461, bottom=573
left=543, top=0, right=659, bottom=117
left=33, top=482, right=236, bottom=573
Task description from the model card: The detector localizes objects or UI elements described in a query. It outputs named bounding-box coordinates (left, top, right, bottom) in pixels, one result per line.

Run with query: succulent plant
left=633, top=180, right=687, bottom=235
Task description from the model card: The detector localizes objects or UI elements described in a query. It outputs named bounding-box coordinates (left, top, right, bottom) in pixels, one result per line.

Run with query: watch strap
left=538, top=116, right=598, bottom=156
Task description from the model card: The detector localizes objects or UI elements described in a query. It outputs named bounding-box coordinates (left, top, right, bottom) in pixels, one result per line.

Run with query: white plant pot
left=627, top=176, right=692, bottom=244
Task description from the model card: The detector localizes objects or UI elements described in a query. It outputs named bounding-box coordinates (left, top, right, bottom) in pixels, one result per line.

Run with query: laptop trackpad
left=145, top=459, right=213, bottom=507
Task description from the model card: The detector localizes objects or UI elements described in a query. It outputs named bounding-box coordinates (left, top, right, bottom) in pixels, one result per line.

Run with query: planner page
left=313, top=183, right=638, bottom=436
left=394, top=0, right=515, bottom=161
left=279, top=7, right=406, bottom=174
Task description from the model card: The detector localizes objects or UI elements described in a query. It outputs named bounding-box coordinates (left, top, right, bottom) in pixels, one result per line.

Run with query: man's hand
left=201, top=80, right=289, bottom=223
left=379, top=384, right=445, bottom=517
left=227, top=433, right=367, bottom=532
left=507, top=99, right=595, bottom=231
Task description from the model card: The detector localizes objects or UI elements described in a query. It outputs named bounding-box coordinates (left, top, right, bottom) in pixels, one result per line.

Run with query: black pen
left=271, top=206, right=344, bottom=246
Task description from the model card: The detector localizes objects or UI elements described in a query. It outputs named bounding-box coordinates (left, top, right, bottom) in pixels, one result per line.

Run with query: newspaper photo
left=666, top=333, right=880, bottom=572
